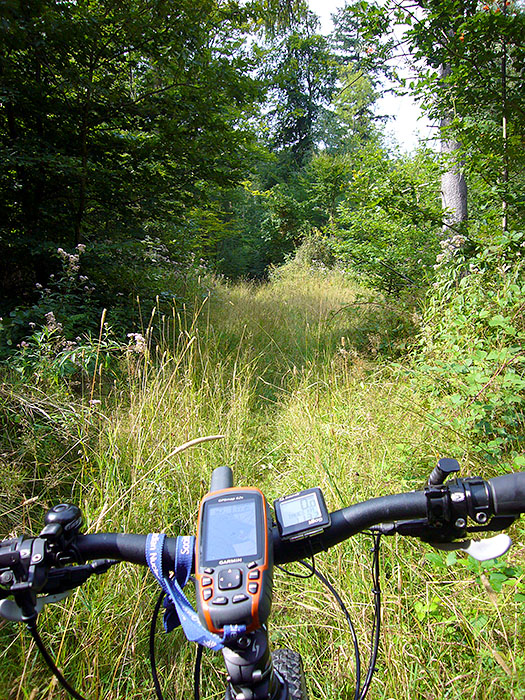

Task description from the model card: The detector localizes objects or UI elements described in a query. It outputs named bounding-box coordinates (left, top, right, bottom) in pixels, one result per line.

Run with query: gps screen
left=204, top=499, right=258, bottom=561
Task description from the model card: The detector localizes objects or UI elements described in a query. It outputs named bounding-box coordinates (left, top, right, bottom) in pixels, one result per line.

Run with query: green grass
left=1, top=264, right=524, bottom=699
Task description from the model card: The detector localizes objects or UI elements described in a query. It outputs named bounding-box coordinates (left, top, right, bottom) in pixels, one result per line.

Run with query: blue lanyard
left=146, top=533, right=245, bottom=651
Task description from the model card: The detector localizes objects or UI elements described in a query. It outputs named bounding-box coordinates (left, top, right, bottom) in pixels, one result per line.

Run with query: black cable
left=26, top=620, right=88, bottom=700
left=358, top=533, right=382, bottom=700
left=298, top=560, right=362, bottom=700
left=149, top=588, right=203, bottom=700
left=149, top=589, right=167, bottom=700
left=193, top=644, right=203, bottom=700
left=276, top=563, right=315, bottom=579
left=294, top=534, right=383, bottom=700
left=276, top=548, right=316, bottom=579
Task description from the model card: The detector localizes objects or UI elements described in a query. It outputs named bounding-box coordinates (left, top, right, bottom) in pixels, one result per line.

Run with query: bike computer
left=274, top=487, right=330, bottom=541
left=195, top=488, right=273, bottom=634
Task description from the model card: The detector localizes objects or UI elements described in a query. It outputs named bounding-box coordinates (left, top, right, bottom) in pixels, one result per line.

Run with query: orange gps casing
left=195, top=487, right=273, bottom=634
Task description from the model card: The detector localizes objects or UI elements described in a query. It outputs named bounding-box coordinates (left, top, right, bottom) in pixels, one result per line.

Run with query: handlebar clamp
left=0, top=536, right=50, bottom=622
left=423, top=476, right=495, bottom=542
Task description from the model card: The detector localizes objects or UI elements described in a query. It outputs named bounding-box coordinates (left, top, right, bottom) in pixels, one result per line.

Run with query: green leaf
left=425, top=551, right=446, bottom=568
left=445, top=551, right=457, bottom=566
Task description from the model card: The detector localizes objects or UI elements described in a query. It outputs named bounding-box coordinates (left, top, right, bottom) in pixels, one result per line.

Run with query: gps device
left=195, top=487, right=273, bottom=634
left=274, top=487, right=330, bottom=541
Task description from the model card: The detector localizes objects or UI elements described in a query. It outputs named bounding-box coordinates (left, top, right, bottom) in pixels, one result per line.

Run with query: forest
left=1, top=0, right=524, bottom=698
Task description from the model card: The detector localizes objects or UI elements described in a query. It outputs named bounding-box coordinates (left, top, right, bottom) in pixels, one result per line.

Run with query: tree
left=261, top=12, right=338, bottom=168
left=439, top=64, right=468, bottom=234
left=331, top=0, right=525, bottom=235
left=333, top=146, right=442, bottom=291
left=320, top=66, right=383, bottom=154
left=0, top=0, right=262, bottom=320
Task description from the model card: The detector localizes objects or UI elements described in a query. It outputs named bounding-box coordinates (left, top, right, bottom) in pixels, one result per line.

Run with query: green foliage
left=416, top=229, right=525, bottom=462
left=7, top=320, right=124, bottom=385
left=303, top=153, right=353, bottom=225
left=320, top=66, right=384, bottom=153
left=332, top=1, right=400, bottom=83
left=334, top=0, right=525, bottom=233
left=0, top=237, right=196, bottom=356
left=406, top=0, right=525, bottom=230
left=260, top=12, right=339, bottom=167
left=426, top=549, right=525, bottom=601
left=333, top=147, right=442, bottom=292
left=0, top=0, right=263, bottom=331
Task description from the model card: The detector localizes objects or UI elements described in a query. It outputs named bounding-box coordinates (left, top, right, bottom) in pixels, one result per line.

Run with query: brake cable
left=295, top=558, right=362, bottom=700
left=359, top=532, right=382, bottom=700
left=149, top=586, right=203, bottom=700
left=11, top=556, right=119, bottom=700
left=26, top=620, right=89, bottom=700
left=282, top=532, right=382, bottom=700
left=150, top=590, right=167, bottom=700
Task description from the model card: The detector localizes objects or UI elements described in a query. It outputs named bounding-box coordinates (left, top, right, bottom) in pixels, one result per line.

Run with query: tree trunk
left=439, top=65, right=467, bottom=235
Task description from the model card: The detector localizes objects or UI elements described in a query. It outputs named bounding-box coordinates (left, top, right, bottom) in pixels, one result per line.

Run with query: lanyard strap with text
left=146, top=533, right=245, bottom=651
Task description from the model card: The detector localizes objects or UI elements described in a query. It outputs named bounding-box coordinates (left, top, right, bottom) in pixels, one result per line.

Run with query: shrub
left=414, top=229, right=525, bottom=463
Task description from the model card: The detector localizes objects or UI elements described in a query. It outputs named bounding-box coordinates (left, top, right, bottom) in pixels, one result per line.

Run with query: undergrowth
left=414, top=231, right=524, bottom=466
left=1, top=261, right=524, bottom=699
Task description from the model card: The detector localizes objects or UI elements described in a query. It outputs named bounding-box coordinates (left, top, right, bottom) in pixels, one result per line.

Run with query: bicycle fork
left=223, top=628, right=288, bottom=700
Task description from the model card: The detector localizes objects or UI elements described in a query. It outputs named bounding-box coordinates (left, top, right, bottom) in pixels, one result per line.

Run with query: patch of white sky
left=308, top=0, right=438, bottom=152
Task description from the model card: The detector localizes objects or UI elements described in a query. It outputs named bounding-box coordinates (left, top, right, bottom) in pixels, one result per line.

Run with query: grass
left=1, top=263, right=524, bottom=699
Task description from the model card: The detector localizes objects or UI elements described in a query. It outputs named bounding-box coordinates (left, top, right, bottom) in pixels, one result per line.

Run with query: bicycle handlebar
left=2, top=471, right=525, bottom=607
left=70, top=472, right=525, bottom=568
left=273, top=491, right=429, bottom=564
left=72, top=491, right=428, bottom=567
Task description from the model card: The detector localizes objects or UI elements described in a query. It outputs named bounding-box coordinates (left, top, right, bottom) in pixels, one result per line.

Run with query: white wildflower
left=127, top=332, right=147, bottom=354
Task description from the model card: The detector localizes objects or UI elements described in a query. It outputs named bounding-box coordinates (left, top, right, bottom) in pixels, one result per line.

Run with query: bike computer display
left=274, top=487, right=330, bottom=540
left=195, top=488, right=273, bottom=634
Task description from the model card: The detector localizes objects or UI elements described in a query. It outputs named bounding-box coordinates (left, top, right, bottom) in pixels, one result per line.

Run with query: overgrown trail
left=1, top=266, right=524, bottom=700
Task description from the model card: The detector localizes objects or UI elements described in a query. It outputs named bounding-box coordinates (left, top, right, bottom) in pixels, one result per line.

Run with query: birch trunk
left=439, top=65, right=468, bottom=235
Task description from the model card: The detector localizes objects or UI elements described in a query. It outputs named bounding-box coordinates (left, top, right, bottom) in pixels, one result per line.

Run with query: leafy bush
left=415, top=229, right=525, bottom=463
left=0, top=238, right=202, bottom=359
left=333, top=147, right=441, bottom=293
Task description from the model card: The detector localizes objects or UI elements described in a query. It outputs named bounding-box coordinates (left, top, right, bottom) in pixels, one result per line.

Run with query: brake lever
left=430, top=533, right=512, bottom=562
left=41, top=559, right=119, bottom=595
left=0, top=559, right=119, bottom=624
left=0, top=591, right=72, bottom=623
left=371, top=519, right=514, bottom=561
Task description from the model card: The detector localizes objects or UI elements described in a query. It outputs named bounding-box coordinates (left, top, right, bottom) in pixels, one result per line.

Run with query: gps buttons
left=232, top=594, right=249, bottom=604
left=218, top=568, right=242, bottom=590
left=212, top=596, right=228, bottom=605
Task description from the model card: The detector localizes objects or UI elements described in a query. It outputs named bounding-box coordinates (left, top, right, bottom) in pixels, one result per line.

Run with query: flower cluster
left=50, top=244, right=95, bottom=296
left=57, top=246, right=82, bottom=277
left=45, top=311, right=63, bottom=333
left=127, top=332, right=147, bottom=355
left=434, top=235, right=466, bottom=269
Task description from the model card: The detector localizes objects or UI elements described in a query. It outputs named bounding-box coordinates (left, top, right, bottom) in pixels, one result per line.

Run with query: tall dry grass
left=1, top=264, right=524, bottom=699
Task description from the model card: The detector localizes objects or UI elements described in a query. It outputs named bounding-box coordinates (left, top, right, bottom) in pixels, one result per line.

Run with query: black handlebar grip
left=489, top=472, right=525, bottom=515
left=76, top=534, right=179, bottom=569
left=210, top=465, right=233, bottom=493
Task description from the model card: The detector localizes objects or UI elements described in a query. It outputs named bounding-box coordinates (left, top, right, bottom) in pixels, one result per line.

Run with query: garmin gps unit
left=274, top=487, right=330, bottom=541
left=195, top=487, right=273, bottom=634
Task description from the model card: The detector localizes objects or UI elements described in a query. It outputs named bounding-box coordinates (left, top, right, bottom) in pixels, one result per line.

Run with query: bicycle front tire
left=272, top=648, right=308, bottom=700
left=223, top=648, right=308, bottom=700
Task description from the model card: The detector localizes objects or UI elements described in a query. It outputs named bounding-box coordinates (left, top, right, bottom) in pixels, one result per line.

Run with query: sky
left=308, top=0, right=436, bottom=152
